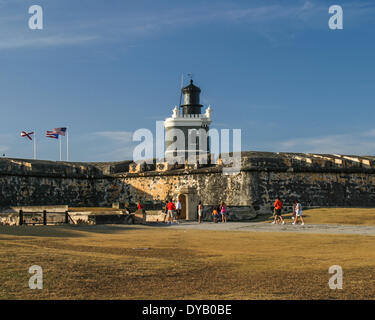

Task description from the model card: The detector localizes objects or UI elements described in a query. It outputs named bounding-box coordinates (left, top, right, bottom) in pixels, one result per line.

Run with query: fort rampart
left=1, top=152, right=375, bottom=219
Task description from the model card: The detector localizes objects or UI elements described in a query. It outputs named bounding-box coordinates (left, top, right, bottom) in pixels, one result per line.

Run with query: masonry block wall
left=0, top=158, right=129, bottom=207
left=1, top=152, right=375, bottom=217
left=120, top=152, right=375, bottom=214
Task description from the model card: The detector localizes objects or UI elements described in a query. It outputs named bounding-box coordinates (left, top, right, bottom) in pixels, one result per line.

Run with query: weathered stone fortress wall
left=120, top=152, right=375, bottom=215
left=1, top=152, right=375, bottom=218
left=0, top=158, right=130, bottom=207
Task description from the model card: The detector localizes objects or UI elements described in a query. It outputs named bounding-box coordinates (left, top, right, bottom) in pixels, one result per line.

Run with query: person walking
left=198, top=201, right=203, bottom=223
left=163, top=200, right=168, bottom=223
left=138, top=201, right=146, bottom=224
left=166, top=199, right=176, bottom=224
left=272, top=196, right=285, bottom=225
left=291, top=201, right=297, bottom=222
left=220, top=201, right=228, bottom=223
left=137, top=201, right=143, bottom=211
left=176, top=198, right=182, bottom=224
left=292, top=200, right=305, bottom=225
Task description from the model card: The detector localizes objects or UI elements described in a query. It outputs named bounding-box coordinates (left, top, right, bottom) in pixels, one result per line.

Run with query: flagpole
left=179, top=73, right=184, bottom=107
left=34, top=130, right=36, bottom=160
left=59, top=136, right=62, bottom=161
left=66, top=127, right=69, bottom=161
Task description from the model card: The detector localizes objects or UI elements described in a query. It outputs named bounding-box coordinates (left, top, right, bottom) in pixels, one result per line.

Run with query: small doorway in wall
left=176, top=186, right=198, bottom=221
left=179, top=194, right=186, bottom=219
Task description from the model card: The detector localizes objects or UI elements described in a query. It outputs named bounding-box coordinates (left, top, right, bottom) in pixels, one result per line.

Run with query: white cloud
left=275, top=130, right=375, bottom=155
left=0, top=35, right=98, bottom=50
left=0, top=1, right=373, bottom=50
left=362, top=129, right=375, bottom=137
left=101, top=146, right=135, bottom=161
left=89, top=131, right=135, bottom=161
left=0, top=145, right=8, bottom=153
left=0, top=133, right=12, bottom=152
left=91, top=130, right=166, bottom=162
left=94, top=131, right=133, bottom=143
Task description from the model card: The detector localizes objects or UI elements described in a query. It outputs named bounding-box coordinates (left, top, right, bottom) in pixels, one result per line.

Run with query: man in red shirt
left=272, top=197, right=285, bottom=225
left=166, top=199, right=176, bottom=224
left=137, top=201, right=143, bottom=210
left=137, top=201, right=146, bottom=223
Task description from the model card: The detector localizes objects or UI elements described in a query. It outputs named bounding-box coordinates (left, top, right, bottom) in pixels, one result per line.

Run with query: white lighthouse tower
left=164, top=80, right=212, bottom=164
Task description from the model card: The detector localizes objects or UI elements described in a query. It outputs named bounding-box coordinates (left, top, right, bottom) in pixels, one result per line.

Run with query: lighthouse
left=164, top=80, right=212, bottom=164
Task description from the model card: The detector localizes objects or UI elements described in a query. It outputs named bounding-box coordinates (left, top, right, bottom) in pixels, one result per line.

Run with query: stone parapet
left=2, top=152, right=374, bottom=179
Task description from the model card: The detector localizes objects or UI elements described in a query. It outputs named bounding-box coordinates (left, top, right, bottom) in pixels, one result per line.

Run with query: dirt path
left=147, top=221, right=375, bottom=236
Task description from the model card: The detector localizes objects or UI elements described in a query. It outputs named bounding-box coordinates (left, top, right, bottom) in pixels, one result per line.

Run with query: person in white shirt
left=292, top=200, right=305, bottom=225
left=176, top=199, right=182, bottom=224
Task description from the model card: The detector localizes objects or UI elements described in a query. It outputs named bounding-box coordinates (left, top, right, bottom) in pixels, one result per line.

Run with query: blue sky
left=0, top=0, right=375, bottom=162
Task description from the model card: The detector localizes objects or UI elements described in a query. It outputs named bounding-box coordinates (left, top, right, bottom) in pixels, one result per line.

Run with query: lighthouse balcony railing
left=175, top=114, right=207, bottom=119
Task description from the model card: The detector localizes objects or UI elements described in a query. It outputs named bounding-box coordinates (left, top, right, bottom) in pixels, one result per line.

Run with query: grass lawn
left=1, top=222, right=375, bottom=300
left=68, top=207, right=124, bottom=213
left=274, top=208, right=375, bottom=226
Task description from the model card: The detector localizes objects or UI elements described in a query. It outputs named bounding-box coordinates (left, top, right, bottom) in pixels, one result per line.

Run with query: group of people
left=139, top=196, right=305, bottom=225
left=162, top=199, right=228, bottom=224
left=137, top=200, right=182, bottom=224
left=137, top=199, right=228, bottom=224
left=272, top=197, right=305, bottom=225
left=211, top=202, right=228, bottom=223
left=163, top=198, right=182, bottom=224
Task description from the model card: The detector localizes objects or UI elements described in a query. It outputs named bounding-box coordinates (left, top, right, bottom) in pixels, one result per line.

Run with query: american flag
left=46, top=131, right=59, bottom=139
left=53, top=127, right=67, bottom=136
left=20, top=131, right=34, bottom=141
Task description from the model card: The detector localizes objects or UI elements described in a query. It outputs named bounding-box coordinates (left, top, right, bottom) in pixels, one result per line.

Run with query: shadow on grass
left=0, top=214, right=316, bottom=238
left=0, top=224, right=141, bottom=238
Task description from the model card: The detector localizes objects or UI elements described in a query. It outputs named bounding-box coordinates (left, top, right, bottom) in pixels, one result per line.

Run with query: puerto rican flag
left=20, top=131, right=34, bottom=140
left=46, top=131, right=59, bottom=139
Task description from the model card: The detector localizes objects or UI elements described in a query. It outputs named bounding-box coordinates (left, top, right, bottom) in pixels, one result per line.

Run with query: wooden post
left=43, top=210, right=47, bottom=226
left=19, top=210, right=23, bottom=226
left=65, top=211, right=69, bottom=224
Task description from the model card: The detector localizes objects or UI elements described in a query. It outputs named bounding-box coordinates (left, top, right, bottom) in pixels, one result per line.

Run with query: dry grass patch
left=278, top=208, right=375, bottom=226
left=69, top=207, right=117, bottom=212
left=0, top=225, right=375, bottom=299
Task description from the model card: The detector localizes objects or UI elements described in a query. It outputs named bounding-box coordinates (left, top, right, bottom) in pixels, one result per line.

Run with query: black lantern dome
left=180, top=80, right=203, bottom=115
